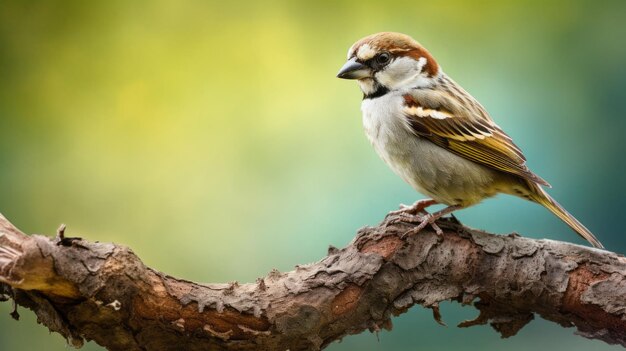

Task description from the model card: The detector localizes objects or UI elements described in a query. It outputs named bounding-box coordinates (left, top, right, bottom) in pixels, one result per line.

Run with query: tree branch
left=0, top=211, right=625, bottom=350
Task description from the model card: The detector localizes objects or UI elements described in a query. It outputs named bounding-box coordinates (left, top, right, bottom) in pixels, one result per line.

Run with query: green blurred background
left=1, top=0, right=625, bottom=350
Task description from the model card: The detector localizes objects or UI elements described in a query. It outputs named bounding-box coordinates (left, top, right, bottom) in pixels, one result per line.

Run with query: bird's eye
left=376, top=52, right=391, bottom=65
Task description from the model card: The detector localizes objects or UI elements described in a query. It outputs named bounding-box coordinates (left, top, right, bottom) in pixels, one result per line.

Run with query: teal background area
left=1, top=1, right=625, bottom=350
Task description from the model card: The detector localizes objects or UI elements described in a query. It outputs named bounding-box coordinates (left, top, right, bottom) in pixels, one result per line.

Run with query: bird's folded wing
left=402, top=94, right=550, bottom=187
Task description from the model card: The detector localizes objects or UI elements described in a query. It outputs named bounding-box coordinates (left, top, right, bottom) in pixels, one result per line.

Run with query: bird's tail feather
left=528, top=184, right=604, bottom=249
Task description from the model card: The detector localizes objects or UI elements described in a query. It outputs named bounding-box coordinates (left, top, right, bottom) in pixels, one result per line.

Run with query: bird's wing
left=402, top=93, right=550, bottom=186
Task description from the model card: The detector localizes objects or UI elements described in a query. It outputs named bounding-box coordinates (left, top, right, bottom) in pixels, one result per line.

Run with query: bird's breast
left=361, top=94, right=407, bottom=155
left=361, top=94, right=426, bottom=185
left=360, top=93, right=500, bottom=206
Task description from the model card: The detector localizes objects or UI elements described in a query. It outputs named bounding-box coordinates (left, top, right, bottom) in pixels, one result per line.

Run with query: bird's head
left=337, top=32, right=440, bottom=98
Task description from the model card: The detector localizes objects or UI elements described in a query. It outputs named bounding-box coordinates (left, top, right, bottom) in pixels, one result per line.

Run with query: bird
left=336, top=32, right=603, bottom=249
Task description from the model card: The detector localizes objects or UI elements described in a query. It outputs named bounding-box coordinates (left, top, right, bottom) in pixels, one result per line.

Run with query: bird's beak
left=336, top=58, right=371, bottom=80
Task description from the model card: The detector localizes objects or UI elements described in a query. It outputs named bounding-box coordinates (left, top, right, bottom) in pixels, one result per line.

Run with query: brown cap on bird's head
left=347, top=32, right=439, bottom=77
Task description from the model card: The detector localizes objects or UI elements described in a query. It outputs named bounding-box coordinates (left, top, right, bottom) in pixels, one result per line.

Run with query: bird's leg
left=388, top=198, right=437, bottom=216
left=386, top=199, right=437, bottom=226
left=402, top=205, right=463, bottom=237
left=386, top=199, right=440, bottom=233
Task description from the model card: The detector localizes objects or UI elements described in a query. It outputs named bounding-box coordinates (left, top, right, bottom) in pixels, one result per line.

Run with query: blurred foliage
left=0, top=0, right=625, bottom=350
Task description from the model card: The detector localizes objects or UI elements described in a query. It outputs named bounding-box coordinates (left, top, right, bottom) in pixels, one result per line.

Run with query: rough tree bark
left=0, top=211, right=625, bottom=351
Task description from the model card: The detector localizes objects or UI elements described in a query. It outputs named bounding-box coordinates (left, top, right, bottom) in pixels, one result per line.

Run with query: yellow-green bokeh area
left=1, top=1, right=625, bottom=350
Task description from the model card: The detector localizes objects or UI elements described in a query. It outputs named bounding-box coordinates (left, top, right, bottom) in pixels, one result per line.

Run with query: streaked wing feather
left=403, top=94, right=549, bottom=186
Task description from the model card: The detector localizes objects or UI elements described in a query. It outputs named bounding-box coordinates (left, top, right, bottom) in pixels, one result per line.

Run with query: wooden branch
left=0, top=212, right=625, bottom=350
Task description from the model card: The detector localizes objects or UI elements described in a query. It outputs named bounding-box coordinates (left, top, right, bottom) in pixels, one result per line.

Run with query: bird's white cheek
left=376, top=56, right=430, bottom=90
left=375, top=57, right=414, bottom=88
left=415, top=57, right=427, bottom=73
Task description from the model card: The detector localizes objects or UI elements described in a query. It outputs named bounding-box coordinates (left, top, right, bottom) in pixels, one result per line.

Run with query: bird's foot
left=387, top=199, right=437, bottom=217
left=386, top=211, right=426, bottom=227
left=390, top=211, right=425, bottom=224
left=400, top=205, right=463, bottom=238
left=386, top=199, right=437, bottom=229
left=388, top=211, right=443, bottom=236
left=401, top=213, right=443, bottom=237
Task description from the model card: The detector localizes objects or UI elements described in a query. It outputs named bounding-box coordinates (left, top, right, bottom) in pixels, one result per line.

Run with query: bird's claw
left=418, top=215, right=444, bottom=235
left=400, top=214, right=443, bottom=238
left=387, top=200, right=455, bottom=237
left=387, top=199, right=437, bottom=217
left=388, top=212, right=425, bottom=225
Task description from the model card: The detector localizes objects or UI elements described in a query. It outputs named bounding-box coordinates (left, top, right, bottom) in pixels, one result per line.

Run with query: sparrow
left=337, top=32, right=603, bottom=248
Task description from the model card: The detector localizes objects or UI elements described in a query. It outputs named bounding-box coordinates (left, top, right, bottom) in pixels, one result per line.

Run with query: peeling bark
left=0, top=212, right=625, bottom=350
